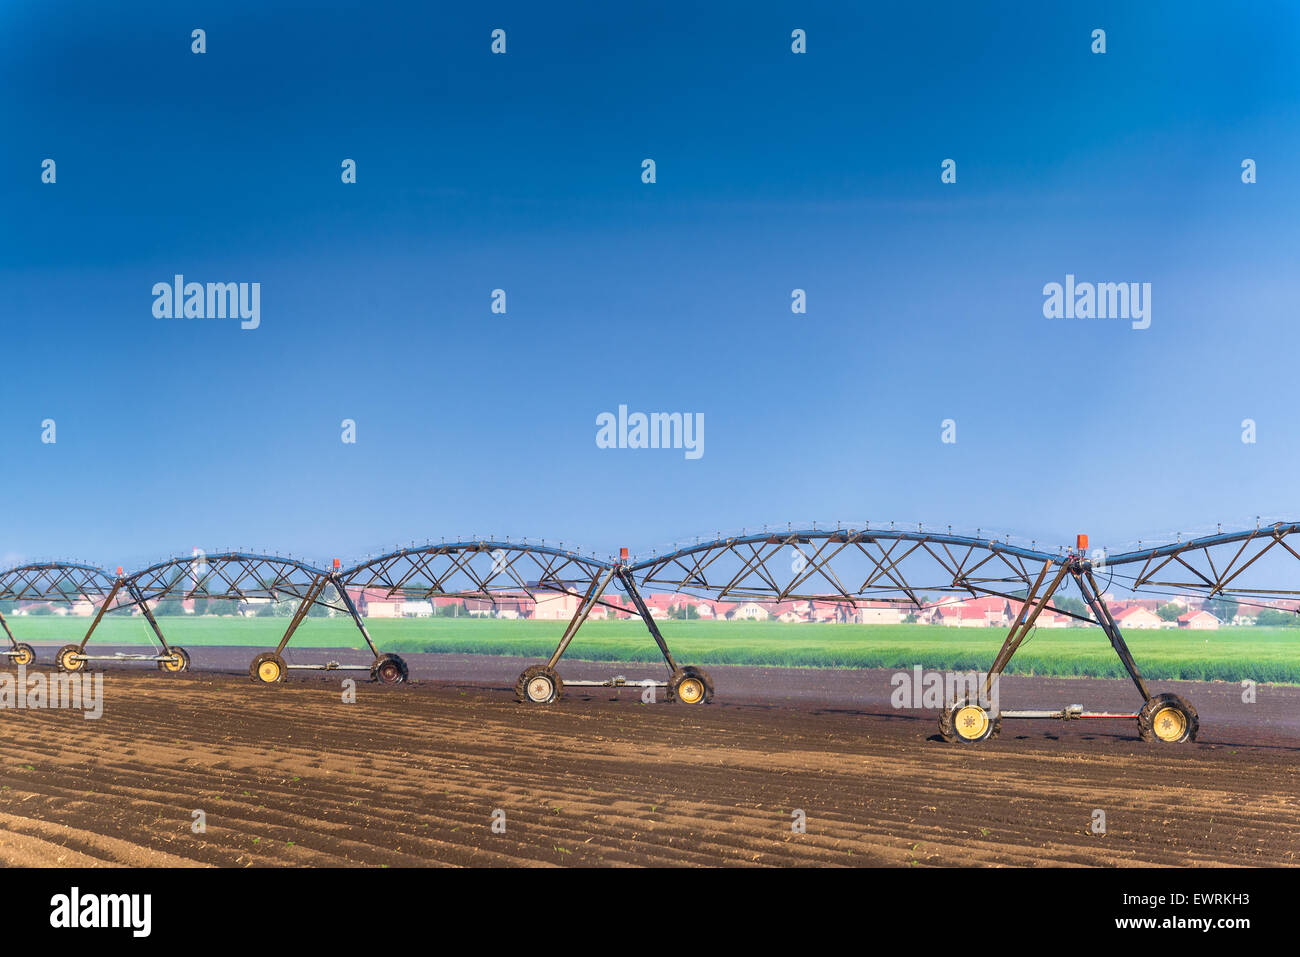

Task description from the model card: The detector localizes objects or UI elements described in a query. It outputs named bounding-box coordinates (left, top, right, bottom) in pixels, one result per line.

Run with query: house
left=726, top=601, right=770, bottom=621
left=351, top=588, right=404, bottom=618
left=929, top=596, right=1011, bottom=627
left=68, top=598, right=98, bottom=617
left=808, top=600, right=853, bottom=623
left=771, top=601, right=807, bottom=623
left=664, top=593, right=716, bottom=619
left=643, top=598, right=673, bottom=619
left=1111, top=604, right=1164, bottom=630
left=1033, top=610, right=1070, bottom=628
left=490, top=596, right=534, bottom=619
left=532, top=592, right=580, bottom=621
left=433, top=596, right=467, bottom=616
left=591, top=595, right=632, bottom=621
left=1178, top=610, right=1220, bottom=630
left=401, top=600, right=433, bottom=617
left=935, top=605, right=963, bottom=626
left=855, top=601, right=905, bottom=625
left=461, top=598, right=497, bottom=618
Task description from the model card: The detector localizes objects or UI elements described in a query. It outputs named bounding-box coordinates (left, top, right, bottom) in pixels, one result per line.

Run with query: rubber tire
left=939, top=698, right=1002, bottom=743
left=667, top=665, right=715, bottom=704
left=372, top=653, right=409, bottom=685
left=11, top=643, right=35, bottom=667
left=159, top=647, right=191, bottom=673
left=249, top=652, right=287, bottom=684
left=56, top=644, right=87, bottom=674
left=515, top=664, right=563, bottom=704
left=1138, top=692, right=1198, bottom=743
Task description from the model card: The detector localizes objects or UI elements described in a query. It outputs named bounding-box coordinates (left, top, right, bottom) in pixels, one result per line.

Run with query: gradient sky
left=2, top=1, right=1298, bottom=571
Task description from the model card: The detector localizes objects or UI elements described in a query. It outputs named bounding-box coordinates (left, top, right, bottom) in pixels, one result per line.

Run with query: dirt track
left=0, top=649, right=1296, bottom=866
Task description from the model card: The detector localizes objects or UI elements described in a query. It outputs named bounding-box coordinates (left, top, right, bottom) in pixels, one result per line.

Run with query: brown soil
left=0, top=651, right=1296, bottom=867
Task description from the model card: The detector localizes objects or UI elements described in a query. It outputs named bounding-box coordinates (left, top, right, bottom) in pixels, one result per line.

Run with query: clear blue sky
left=2, top=1, right=1298, bottom=571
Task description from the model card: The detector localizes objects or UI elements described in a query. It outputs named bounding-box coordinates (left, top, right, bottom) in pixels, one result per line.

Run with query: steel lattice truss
left=3, top=523, right=1300, bottom=615
left=121, top=552, right=347, bottom=613
left=1103, top=523, right=1300, bottom=600
left=339, top=542, right=612, bottom=602
left=0, top=562, right=118, bottom=603
left=629, top=529, right=1067, bottom=607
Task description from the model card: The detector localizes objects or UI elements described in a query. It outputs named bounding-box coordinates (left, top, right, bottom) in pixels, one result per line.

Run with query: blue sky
left=1, top=1, right=1298, bottom=570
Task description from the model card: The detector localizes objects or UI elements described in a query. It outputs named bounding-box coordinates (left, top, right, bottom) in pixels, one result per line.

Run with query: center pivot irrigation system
left=0, top=553, right=410, bottom=685
left=3, top=522, right=1299, bottom=744
left=334, top=541, right=715, bottom=705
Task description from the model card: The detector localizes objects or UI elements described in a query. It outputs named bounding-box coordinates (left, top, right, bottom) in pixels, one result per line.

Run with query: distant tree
left=1204, top=595, right=1239, bottom=623
left=29, top=604, right=54, bottom=616
left=154, top=598, right=185, bottom=616
left=204, top=598, right=241, bottom=616
left=1052, top=596, right=1087, bottom=618
left=1156, top=603, right=1182, bottom=622
left=1256, top=608, right=1299, bottom=628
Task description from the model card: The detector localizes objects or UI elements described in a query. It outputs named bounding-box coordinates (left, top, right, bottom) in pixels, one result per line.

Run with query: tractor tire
left=56, top=644, right=87, bottom=674
left=667, top=666, right=714, bottom=704
left=1138, top=692, right=1198, bottom=743
left=250, top=652, right=287, bottom=684
left=515, top=665, right=563, bottom=704
left=940, top=698, right=1001, bottom=743
left=159, top=647, right=191, bottom=673
left=372, top=653, right=409, bottom=685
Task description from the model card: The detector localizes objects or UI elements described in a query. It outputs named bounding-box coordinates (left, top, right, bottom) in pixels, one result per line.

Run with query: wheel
left=515, top=664, right=563, bottom=704
left=249, top=652, right=287, bottom=684
left=372, top=653, right=408, bottom=685
left=667, top=666, right=714, bottom=704
left=10, top=643, right=35, bottom=667
left=159, top=647, right=190, bottom=673
left=1138, top=692, right=1198, bottom=743
left=939, top=698, right=1001, bottom=743
left=56, top=644, right=86, bottom=674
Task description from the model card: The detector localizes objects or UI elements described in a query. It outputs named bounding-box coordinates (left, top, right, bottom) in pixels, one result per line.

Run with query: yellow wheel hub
left=1152, top=706, right=1187, bottom=742
left=955, top=704, right=989, bottom=740
left=527, top=677, right=553, bottom=700
left=13, top=650, right=31, bottom=665
left=164, top=656, right=183, bottom=672
left=678, top=678, right=705, bottom=703
left=258, top=660, right=282, bottom=682
left=61, top=652, right=81, bottom=670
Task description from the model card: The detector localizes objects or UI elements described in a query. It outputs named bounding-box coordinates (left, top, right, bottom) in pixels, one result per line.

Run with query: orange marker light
left=333, top=558, right=341, bottom=570
left=116, top=566, right=123, bottom=575
left=620, top=547, right=629, bottom=562
left=1076, top=534, right=1089, bottom=552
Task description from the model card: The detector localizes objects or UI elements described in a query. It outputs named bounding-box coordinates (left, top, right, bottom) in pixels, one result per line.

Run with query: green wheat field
left=6, top=616, right=1299, bottom=683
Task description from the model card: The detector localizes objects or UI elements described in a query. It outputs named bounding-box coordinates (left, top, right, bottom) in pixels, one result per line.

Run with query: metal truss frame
left=2, top=521, right=1295, bottom=741
left=620, top=528, right=1203, bottom=740
left=0, top=562, right=120, bottom=668
left=1104, top=522, right=1300, bottom=599
left=120, top=552, right=406, bottom=684
left=338, top=543, right=713, bottom=702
